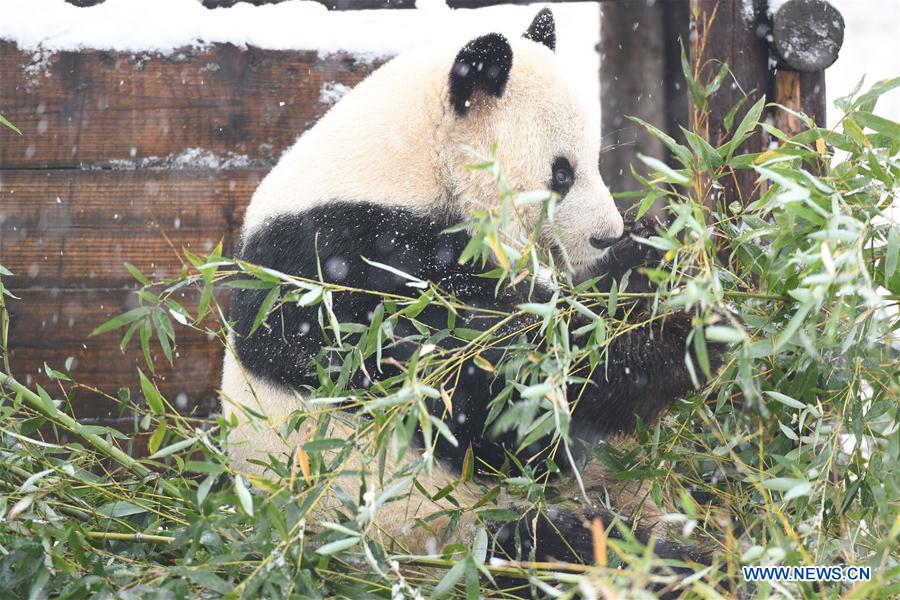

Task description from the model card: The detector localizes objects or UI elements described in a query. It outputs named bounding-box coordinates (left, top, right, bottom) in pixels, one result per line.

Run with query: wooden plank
left=7, top=288, right=229, bottom=419
left=0, top=42, right=381, bottom=169
left=0, top=169, right=263, bottom=288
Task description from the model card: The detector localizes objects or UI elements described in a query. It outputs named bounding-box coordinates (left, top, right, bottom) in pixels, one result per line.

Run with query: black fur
left=449, top=33, right=513, bottom=116
left=491, top=505, right=710, bottom=565
left=231, top=202, right=722, bottom=474
left=523, top=7, right=556, bottom=51
left=231, top=202, right=526, bottom=472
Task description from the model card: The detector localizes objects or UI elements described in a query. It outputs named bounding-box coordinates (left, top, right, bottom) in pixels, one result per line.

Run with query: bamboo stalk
left=0, top=371, right=182, bottom=498
left=85, top=531, right=176, bottom=544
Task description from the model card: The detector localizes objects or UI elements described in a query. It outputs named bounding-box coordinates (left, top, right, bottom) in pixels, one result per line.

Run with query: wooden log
left=0, top=42, right=380, bottom=169
left=771, top=0, right=844, bottom=72
left=690, top=0, right=771, bottom=208
left=0, top=169, right=262, bottom=288
left=662, top=0, right=692, bottom=156
left=6, top=288, right=229, bottom=419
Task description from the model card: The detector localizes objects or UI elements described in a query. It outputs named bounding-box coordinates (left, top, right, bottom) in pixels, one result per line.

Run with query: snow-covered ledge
left=0, top=0, right=602, bottom=119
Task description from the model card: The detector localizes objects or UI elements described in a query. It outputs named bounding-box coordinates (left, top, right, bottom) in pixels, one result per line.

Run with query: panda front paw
left=580, top=218, right=662, bottom=292
left=606, top=218, right=662, bottom=272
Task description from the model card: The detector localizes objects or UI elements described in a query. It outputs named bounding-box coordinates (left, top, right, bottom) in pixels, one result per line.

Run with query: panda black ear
left=523, top=8, right=556, bottom=51
left=449, top=33, right=513, bottom=116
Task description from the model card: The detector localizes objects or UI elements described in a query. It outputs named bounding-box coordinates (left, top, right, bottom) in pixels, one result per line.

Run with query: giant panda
left=221, top=8, right=722, bottom=571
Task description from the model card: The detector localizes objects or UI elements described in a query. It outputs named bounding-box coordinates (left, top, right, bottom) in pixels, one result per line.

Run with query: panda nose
left=590, top=234, right=618, bottom=249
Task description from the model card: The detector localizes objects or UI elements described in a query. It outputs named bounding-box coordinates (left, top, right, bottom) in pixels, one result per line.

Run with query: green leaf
left=693, top=324, right=711, bottom=378
left=0, top=113, right=22, bottom=135
left=476, top=508, right=519, bottom=522
left=681, top=126, right=722, bottom=170
left=854, top=111, right=900, bottom=141
left=774, top=300, right=815, bottom=352
left=302, top=438, right=346, bottom=453
left=679, top=40, right=706, bottom=109
left=316, top=536, right=360, bottom=555
left=96, top=501, right=147, bottom=518
left=724, top=96, right=765, bottom=159
left=765, top=391, right=806, bottom=410
left=249, top=286, right=280, bottom=335
left=519, top=302, right=554, bottom=318
left=152, top=311, right=174, bottom=365
left=148, top=422, right=167, bottom=455
left=628, top=116, right=693, bottom=167
left=90, top=307, right=151, bottom=336
left=139, top=319, right=154, bottom=372
left=637, top=153, right=691, bottom=185
left=433, top=555, right=468, bottom=598
left=124, top=263, right=151, bottom=286
left=170, top=567, right=233, bottom=595
left=138, top=369, right=165, bottom=415
left=705, top=325, right=744, bottom=343
left=607, top=278, right=618, bottom=317
left=704, top=59, right=730, bottom=95
left=885, top=226, right=898, bottom=280
left=148, top=436, right=197, bottom=459
left=234, top=475, right=253, bottom=516
left=763, top=477, right=812, bottom=501
left=197, top=474, right=217, bottom=506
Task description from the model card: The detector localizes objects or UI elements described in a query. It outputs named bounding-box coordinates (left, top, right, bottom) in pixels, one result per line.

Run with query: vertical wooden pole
left=662, top=0, right=692, bottom=151
left=599, top=0, right=666, bottom=196
left=690, top=0, right=771, bottom=209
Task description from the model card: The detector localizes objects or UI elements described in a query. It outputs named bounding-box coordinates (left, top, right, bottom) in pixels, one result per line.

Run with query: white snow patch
left=826, top=0, right=900, bottom=129
left=740, top=0, right=757, bottom=23
left=767, top=0, right=790, bottom=18
left=319, top=81, right=352, bottom=106
left=0, top=0, right=602, bottom=122
left=105, top=147, right=266, bottom=170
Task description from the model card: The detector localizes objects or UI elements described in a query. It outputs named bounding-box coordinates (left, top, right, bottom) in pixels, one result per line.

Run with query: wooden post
left=599, top=0, right=690, bottom=209
left=771, top=0, right=844, bottom=134
left=690, top=0, right=771, bottom=208
left=599, top=0, right=666, bottom=195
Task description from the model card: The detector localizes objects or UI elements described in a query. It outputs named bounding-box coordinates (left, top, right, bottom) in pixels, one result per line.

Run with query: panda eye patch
left=550, top=157, right=575, bottom=195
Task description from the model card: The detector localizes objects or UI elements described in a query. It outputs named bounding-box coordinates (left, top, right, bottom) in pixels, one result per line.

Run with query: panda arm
left=567, top=310, right=720, bottom=437
left=565, top=222, right=726, bottom=437
left=229, top=201, right=529, bottom=471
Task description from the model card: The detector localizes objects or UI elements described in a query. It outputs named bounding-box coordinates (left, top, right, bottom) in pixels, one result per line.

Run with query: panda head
left=444, top=9, right=624, bottom=277
left=244, top=10, right=623, bottom=279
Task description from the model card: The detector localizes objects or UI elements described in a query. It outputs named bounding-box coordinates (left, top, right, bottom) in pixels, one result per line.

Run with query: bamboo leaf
left=234, top=475, right=253, bottom=516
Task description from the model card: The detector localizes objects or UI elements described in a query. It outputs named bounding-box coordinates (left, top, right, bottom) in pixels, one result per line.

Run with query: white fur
left=242, top=36, right=623, bottom=273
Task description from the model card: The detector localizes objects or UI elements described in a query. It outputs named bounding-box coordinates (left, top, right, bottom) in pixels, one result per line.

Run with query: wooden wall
left=0, top=42, right=382, bottom=423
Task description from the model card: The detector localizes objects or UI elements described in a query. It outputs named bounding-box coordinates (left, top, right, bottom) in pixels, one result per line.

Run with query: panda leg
left=487, top=462, right=712, bottom=567
left=488, top=504, right=711, bottom=565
